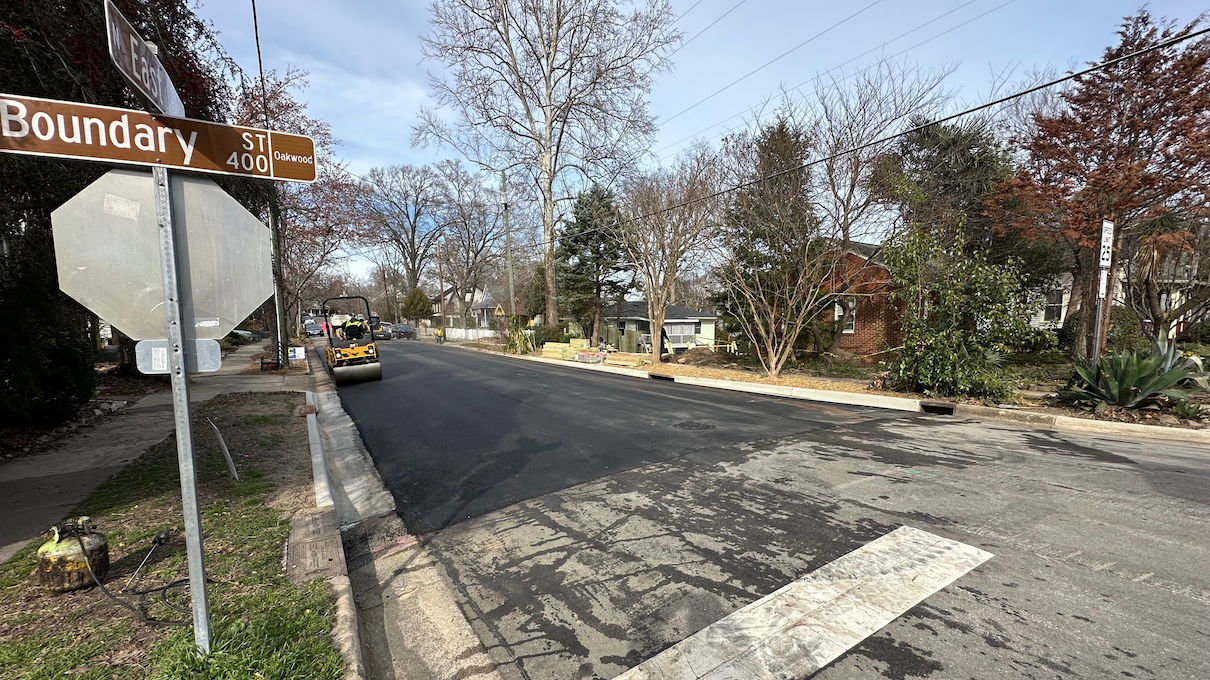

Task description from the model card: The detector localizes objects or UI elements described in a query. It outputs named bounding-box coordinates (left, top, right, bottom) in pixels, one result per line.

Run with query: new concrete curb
left=445, top=343, right=922, bottom=411
left=447, top=341, right=653, bottom=378
left=953, top=403, right=1210, bottom=443
left=305, top=390, right=367, bottom=680
left=445, top=342, right=1210, bottom=442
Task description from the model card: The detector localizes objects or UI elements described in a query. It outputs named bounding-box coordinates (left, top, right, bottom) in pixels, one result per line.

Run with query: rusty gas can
left=36, top=518, right=109, bottom=593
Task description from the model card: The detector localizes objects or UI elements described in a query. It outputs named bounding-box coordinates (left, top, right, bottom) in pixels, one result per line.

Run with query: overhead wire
left=521, top=24, right=1210, bottom=250
left=668, top=0, right=750, bottom=57
left=675, top=0, right=707, bottom=23
left=661, top=0, right=888, bottom=125
left=653, top=0, right=1002, bottom=160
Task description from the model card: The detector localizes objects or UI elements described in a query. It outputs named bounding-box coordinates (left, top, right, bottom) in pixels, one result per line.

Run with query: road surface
left=338, top=341, right=1210, bottom=680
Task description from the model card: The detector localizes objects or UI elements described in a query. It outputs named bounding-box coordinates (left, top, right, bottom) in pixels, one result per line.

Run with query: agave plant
left=1061, top=336, right=1209, bottom=410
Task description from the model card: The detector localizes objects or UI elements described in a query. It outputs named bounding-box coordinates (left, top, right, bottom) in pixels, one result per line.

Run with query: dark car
left=304, top=322, right=323, bottom=337
left=373, top=322, right=394, bottom=341
left=393, top=324, right=416, bottom=339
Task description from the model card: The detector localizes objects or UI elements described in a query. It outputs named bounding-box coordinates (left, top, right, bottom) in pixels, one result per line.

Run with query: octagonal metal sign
left=52, top=169, right=273, bottom=340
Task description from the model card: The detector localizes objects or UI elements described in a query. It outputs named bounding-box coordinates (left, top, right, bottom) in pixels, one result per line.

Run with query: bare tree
left=435, top=160, right=504, bottom=327
left=362, top=164, right=443, bottom=292
left=618, top=146, right=719, bottom=362
left=811, top=58, right=952, bottom=244
left=414, top=0, right=680, bottom=326
left=715, top=116, right=887, bottom=377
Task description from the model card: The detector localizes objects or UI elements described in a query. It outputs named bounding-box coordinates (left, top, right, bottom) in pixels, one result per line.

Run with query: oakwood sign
left=0, top=93, right=316, bottom=182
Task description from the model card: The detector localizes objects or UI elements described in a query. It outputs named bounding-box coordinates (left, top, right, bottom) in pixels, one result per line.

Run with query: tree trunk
left=827, top=301, right=853, bottom=354
left=542, top=158, right=558, bottom=327
left=650, top=305, right=665, bottom=364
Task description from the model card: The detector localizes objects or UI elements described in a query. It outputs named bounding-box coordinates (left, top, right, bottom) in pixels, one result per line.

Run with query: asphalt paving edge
left=308, top=345, right=504, bottom=680
left=304, top=389, right=366, bottom=680
left=447, top=343, right=1209, bottom=443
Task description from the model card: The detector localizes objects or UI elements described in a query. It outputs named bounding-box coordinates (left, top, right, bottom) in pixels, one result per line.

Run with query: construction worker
left=342, top=315, right=367, bottom=341
left=434, top=327, right=444, bottom=344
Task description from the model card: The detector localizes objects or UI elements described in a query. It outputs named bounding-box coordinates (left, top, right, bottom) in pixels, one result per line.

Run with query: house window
left=834, top=302, right=855, bottom=334
left=663, top=322, right=697, bottom=345
left=1044, top=290, right=1064, bottom=322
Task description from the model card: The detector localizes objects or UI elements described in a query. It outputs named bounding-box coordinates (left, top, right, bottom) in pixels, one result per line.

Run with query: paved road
left=339, top=341, right=1210, bottom=680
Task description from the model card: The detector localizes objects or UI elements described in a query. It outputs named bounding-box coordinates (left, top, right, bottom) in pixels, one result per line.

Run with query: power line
left=662, top=0, right=888, bottom=125
left=669, top=0, right=749, bottom=57
left=674, top=0, right=708, bottom=24
left=655, top=0, right=1014, bottom=161
left=526, top=24, right=1210, bottom=250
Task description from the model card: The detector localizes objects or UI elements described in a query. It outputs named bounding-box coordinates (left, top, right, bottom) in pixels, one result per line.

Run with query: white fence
left=443, top=327, right=498, bottom=341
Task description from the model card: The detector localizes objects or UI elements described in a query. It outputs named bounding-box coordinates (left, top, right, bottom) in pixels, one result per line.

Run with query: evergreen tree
left=399, top=288, right=433, bottom=325
left=556, top=186, right=627, bottom=343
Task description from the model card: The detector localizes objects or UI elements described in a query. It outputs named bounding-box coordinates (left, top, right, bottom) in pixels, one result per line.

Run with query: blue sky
left=203, top=0, right=1205, bottom=177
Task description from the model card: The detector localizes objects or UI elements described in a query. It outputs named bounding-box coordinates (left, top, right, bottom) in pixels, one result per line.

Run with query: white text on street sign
left=0, top=93, right=317, bottom=182
left=105, top=0, right=185, bottom=117
left=1099, top=220, right=1114, bottom=269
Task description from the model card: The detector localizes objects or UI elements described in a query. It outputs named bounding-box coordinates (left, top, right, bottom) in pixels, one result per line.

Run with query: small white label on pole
left=1098, top=268, right=1109, bottom=300
left=152, top=346, right=168, bottom=372
left=1100, top=220, right=1114, bottom=268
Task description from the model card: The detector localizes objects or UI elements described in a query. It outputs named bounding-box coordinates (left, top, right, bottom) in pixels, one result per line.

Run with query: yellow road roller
left=322, top=296, right=383, bottom=386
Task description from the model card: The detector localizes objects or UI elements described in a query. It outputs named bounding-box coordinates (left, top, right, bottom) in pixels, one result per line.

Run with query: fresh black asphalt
left=338, top=341, right=1210, bottom=680
left=334, top=340, right=907, bottom=534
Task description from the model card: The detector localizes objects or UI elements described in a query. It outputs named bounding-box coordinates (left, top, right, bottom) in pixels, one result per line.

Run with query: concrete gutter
left=446, top=343, right=1210, bottom=442
left=304, top=390, right=366, bottom=680
left=954, top=403, right=1210, bottom=443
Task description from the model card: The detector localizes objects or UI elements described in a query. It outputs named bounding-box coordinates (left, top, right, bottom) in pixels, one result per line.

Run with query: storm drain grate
left=676, top=421, right=715, bottom=430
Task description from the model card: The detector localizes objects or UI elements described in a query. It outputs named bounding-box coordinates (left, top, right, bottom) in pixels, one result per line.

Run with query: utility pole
left=252, top=0, right=289, bottom=366
left=501, top=170, right=517, bottom=316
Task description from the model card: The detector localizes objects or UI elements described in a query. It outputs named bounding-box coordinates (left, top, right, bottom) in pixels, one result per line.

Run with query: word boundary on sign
left=0, top=92, right=315, bottom=183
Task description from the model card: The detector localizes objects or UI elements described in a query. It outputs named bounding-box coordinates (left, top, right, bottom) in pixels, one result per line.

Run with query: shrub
left=1107, top=306, right=1148, bottom=352
left=1057, top=306, right=1148, bottom=353
left=1007, top=327, right=1057, bottom=354
left=1181, top=321, right=1210, bottom=345
left=532, top=325, right=570, bottom=346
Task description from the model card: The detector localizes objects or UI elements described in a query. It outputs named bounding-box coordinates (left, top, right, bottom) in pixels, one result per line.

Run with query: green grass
left=0, top=392, right=343, bottom=680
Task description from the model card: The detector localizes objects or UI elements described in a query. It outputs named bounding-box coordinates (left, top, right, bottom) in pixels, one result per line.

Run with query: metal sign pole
left=1092, top=220, right=1115, bottom=364
left=152, top=166, right=212, bottom=653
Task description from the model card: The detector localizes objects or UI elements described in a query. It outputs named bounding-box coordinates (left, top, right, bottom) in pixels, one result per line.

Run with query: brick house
left=820, top=243, right=901, bottom=361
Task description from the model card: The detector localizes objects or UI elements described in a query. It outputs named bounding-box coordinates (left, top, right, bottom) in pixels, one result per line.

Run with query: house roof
left=604, top=301, right=716, bottom=321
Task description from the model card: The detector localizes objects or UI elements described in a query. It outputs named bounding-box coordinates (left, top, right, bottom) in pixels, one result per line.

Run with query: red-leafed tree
left=993, top=11, right=1210, bottom=358
left=234, top=69, right=356, bottom=336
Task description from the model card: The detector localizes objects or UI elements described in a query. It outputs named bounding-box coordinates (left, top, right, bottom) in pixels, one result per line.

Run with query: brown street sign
left=105, top=0, right=184, bottom=117
left=0, top=93, right=316, bottom=182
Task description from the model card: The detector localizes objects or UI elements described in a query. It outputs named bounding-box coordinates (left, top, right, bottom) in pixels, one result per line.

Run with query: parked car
left=373, top=322, right=394, bottom=341
left=393, top=324, right=416, bottom=340
left=304, top=322, right=323, bottom=337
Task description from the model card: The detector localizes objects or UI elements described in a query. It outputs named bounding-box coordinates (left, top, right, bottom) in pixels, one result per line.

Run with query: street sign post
left=0, top=93, right=317, bottom=182
left=3, top=8, right=314, bottom=654
left=1093, top=220, right=1115, bottom=362
left=104, top=0, right=185, bottom=117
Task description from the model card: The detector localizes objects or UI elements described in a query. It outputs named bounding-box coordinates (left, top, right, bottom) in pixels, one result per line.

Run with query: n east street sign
left=0, top=93, right=316, bottom=182
left=105, top=0, right=185, bottom=117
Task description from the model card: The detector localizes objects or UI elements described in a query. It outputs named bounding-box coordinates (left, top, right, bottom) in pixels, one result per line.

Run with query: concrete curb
left=670, top=375, right=923, bottom=412
left=304, top=389, right=366, bottom=680
left=954, top=403, right=1210, bottom=443
left=446, top=343, right=1210, bottom=442
left=447, top=342, right=653, bottom=379
left=446, top=343, right=922, bottom=412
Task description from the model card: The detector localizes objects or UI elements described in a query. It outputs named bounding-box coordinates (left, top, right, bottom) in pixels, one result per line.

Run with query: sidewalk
left=0, top=343, right=315, bottom=564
